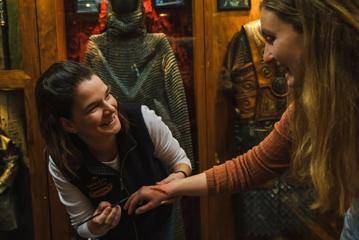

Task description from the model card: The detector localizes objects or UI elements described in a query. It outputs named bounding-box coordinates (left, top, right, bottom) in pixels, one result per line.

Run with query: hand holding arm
left=124, top=172, right=208, bottom=215
left=157, top=163, right=192, bottom=184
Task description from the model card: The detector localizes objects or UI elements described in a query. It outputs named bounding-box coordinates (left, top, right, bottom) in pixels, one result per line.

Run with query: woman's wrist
left=174, top=170, right=188, bottom=178
left=172, top=163, right=192, bottom=178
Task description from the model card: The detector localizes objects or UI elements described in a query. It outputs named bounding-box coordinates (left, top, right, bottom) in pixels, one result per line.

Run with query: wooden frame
left=34, top=0, right=70, bottom=238
left=0, top=69, right=49, bottom=240
left=153, top=0, right=185, bottom=9
left=194, top=0, right=261, bottom=239
left=217, top=0, right=251, bottom=11
left=0, top=0, right=60, bottom=239
left=192, top=0, right=209, bottom=239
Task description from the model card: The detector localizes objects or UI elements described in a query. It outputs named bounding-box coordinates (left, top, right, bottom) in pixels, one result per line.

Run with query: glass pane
left=214, top=16, right=342, bottom=240
left=64, top=0, right=198, bottom=239
left=0, top=90, right=33, bottom=240
left=0, top=0, right=23, bottom=69
left=64, top=0, right=197, bottom=172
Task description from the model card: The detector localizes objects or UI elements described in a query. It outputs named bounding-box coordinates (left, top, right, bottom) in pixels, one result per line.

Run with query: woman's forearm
left=169, top=172, right=208, bottom=197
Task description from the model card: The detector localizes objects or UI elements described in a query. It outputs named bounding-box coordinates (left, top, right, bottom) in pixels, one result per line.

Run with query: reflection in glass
left=0, top=0, right=23, bottom=70
left=64, top=1, right=199, bottom=239
left=0, top=90, right=33, bottom=240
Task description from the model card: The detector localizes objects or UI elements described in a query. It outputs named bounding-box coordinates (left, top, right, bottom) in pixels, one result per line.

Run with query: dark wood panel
left=192, top=1, right=210, bottom=240
left=36, top=0, right=66, bottom=72
left=35, top=0, right=70, bottom=239
left=18, top=0, right=52, bottom=239
left=198, top=0, right=261, bottom=239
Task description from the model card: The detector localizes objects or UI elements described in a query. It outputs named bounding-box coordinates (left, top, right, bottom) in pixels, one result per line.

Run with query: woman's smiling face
left=260, top=8, right=304, bottom=87
left=61, top=74, right=121, bottom=142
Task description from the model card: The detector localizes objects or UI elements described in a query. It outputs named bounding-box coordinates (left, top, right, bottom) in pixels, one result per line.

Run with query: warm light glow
left=159, top=13, right=169, bottom=17
left=86, top=3, right=91, bottom=8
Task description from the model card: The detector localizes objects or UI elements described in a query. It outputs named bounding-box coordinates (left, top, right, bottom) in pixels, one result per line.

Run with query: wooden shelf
left=0, top=70, right=31, bottom=89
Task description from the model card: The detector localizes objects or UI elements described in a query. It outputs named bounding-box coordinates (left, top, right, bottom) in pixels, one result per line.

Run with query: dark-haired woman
left=35, top=60, right=191, bottom=239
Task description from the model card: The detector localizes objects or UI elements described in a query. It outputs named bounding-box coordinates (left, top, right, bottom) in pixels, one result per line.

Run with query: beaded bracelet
left=174, top=170, right=188, bottom=178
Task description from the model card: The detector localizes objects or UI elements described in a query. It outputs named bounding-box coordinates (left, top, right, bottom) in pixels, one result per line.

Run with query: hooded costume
left=84, top=0, right=194, bottom=167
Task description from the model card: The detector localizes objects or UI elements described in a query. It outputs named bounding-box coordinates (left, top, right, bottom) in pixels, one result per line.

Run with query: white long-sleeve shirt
left=48, top=105, right=191, bottom=238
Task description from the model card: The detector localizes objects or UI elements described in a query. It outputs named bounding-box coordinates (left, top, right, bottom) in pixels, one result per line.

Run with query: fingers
left=124, top=186, right=171, bottom=215
left=160, top=197, right=177, bottom=205
left=157, top=173, right=184, bottom=185
left=125, top=191, right=143, bottom=215
left=124, top=186, right=154, bottom=214
left=109, top=205, right=122, bottom=228
left=107, top=205, right=121, bottom=228
left=94, top=205, right=121, bottom=226
left=89, top=202, right=122, bottom=235
left=157, top=176, right=172, bottom=185
left=94, top=201, right=111, bottom=215
left=135, top=201, right=157, bottom=215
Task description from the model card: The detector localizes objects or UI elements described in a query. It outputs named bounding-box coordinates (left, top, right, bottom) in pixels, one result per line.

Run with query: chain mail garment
left=84, top=1, right=193, bottom=168
left=84, top=1, right=190, bottom=239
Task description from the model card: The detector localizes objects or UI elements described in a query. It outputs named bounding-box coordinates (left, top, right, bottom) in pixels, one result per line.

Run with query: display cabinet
left=0, top=0, right=52, bottom=239
left=194, top=0, right=342, bottom=240
left=15, top=0, right=343, bottom=239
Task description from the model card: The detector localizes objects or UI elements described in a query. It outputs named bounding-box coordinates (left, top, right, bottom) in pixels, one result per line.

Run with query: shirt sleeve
left=141, top=105, right=192, bottom=171
left=48, top=157, right=104, bottom=239
left=205, top=106, right=293, bottom=195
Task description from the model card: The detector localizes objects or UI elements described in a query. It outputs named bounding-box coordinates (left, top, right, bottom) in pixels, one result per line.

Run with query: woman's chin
left=285, top=73, right=295, bottom=87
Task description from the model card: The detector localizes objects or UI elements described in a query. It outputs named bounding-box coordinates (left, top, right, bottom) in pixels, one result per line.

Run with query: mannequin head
left=110, top=0, right=139, bottom=15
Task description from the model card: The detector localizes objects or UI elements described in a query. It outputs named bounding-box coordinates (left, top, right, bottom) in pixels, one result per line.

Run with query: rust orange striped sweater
left=205, top=107, right=293, bottom=195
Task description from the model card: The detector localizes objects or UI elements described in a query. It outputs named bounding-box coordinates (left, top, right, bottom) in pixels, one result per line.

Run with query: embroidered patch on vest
left=87, top=176, right=113, bottom=198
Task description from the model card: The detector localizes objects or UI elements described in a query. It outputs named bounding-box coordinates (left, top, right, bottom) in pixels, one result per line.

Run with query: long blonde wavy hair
left=262, top=0, right=359, bottom=214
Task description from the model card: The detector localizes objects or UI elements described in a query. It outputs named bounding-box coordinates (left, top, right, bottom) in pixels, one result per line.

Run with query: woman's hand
left=157, top=171, right=186, bottom=184
left=124, top=173, right=208, bottom=216
left=124, top=185, right=170, bottom=215
left=88, top=201, right=121, bottom=236
left=155, top=172, right=186, bottom=204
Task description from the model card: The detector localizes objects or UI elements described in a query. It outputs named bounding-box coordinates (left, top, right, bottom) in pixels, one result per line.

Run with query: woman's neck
left=86, top=136, right=118, bottom=162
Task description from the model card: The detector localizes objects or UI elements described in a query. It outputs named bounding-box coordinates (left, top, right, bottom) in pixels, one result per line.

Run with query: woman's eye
left=264, top=35, right=275, bottom=44
left=86, top=106, right=98, bottom=114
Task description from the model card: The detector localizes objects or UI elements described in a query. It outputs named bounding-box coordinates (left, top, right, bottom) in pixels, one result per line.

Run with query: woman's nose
left=263, top=44, right=274, bottom=63
left=103, top=101, right=116, bottom=113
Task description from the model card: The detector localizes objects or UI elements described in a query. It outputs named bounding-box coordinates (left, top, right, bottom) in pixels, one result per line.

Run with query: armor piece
left=0, top=133, right=19, bottom=231
left=84, top=0, right=194, bottom=167
left=229, top=20, right=287, bottom=123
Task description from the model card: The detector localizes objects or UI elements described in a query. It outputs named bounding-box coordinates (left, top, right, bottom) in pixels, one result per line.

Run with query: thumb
left=95, top=201, right=111, bottom=214
left=157, top=176, right=171, bottom=185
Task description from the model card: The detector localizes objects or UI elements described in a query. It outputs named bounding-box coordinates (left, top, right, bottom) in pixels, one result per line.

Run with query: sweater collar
left=106, top=0, right=146, bottom=37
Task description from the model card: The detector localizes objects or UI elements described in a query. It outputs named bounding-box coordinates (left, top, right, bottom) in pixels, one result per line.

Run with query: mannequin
left=84, top=0, right=193, bottom=165
left=110, top=0, right=138, bottom=15
left=84, top=1, right=192, bottom=239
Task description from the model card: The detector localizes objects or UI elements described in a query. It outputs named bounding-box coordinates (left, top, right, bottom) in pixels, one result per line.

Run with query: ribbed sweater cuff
left=205, top=169, right=216, bottom=195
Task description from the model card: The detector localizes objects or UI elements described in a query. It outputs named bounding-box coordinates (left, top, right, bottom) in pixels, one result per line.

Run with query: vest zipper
left=119, top=142, right=139, bottom=240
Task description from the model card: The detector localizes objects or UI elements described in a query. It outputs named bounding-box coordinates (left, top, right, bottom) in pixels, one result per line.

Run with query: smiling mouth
left=101, top=115, right=116, bottom=126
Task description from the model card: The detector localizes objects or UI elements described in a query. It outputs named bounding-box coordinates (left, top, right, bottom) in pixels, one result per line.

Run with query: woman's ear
left=59, top=117, right=78, bottom=134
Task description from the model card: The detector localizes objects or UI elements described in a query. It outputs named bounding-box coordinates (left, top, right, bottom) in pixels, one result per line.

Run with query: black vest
left=70, top=104, right=172, bottom=240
